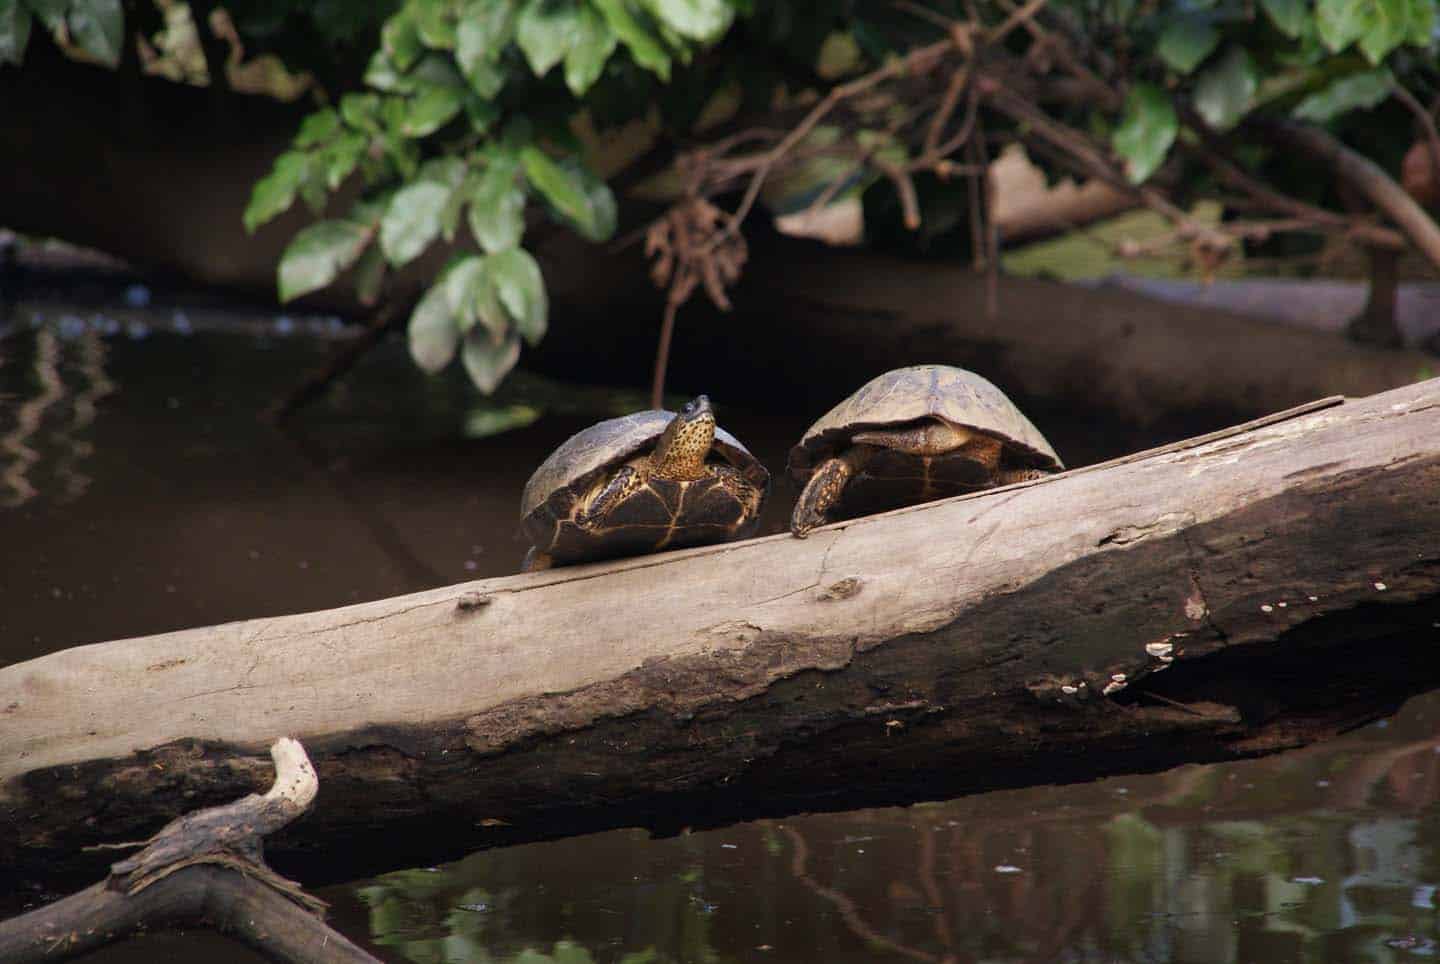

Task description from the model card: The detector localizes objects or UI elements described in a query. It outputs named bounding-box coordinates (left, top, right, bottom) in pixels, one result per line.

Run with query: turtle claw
left=790, top=456, right=853, bottom=538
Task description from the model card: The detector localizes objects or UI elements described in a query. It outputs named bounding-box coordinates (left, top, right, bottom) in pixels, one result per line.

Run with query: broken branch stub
left=0, top=738, right=378, bottom=964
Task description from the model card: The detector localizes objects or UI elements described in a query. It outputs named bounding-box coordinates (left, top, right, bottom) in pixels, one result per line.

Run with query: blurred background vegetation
left=3, top=0, right=1440, bottom=408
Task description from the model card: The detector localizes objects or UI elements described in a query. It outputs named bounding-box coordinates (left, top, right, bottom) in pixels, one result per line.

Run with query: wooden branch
left=0, top=740, right=377, bottom=964
left=4, top=381, right=1440, bottom=889
left=1267, top=120, right=1440, bottom=273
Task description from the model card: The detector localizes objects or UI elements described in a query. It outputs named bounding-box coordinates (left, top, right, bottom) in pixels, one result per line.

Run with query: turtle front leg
left=710, top=464, right=765, bottom=519
left=791, top=451, right=863, bottom=538
left=577, top=464, right=643, bottom=529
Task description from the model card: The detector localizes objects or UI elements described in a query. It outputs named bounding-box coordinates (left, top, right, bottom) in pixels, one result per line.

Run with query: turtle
left=520, top=395, right=770, bottom=571
left=788, top=365, right=1063, bottom=537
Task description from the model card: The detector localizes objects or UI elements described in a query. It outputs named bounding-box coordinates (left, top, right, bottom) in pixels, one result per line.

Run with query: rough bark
left=3, top=380, right=1439, bottom=890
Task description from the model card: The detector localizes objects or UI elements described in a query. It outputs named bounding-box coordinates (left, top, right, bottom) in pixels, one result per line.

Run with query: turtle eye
left=681, top=400, right=697, bottom=416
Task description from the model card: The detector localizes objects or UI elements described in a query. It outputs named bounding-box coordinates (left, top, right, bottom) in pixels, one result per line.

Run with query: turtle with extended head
left=520, top=395, right=769, bottom=571
left=788, top=365, right=1062, bottom=537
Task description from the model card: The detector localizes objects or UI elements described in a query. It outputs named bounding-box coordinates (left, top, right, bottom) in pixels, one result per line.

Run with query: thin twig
left=723, top=38, right=955, bottom=238
left=878, top=160, right=922, bottom=230
left=924, top=62, right=971, bottom=157
left=989, top=0, right=1050, bottom=45
left=973, top=111, right=1000, bottom=320
left=922, top=79, right=982, bottom=165
left=892, top=0, right=957, bottom=31
left=650, top=297, right=679, bottom=411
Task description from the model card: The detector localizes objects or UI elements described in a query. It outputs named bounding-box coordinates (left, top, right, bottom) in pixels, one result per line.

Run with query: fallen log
left=3, top=379, right=1439, bottom=890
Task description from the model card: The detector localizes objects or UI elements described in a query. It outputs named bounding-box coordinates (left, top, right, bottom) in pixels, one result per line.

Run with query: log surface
left=3, top=379, right=1440, bottom=887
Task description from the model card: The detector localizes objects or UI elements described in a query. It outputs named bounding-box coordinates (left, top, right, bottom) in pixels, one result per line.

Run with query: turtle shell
left=788, top=365, right=1063, bottom=482
left=521, top=409, right=770, bottom=565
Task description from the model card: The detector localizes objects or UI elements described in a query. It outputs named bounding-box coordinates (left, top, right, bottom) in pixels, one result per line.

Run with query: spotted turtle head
left=652, top=395, right=716, bottom=480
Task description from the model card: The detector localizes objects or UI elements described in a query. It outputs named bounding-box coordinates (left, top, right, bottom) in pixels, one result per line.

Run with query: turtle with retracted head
left=788, top=365, right=1063, bottom=538
left=520, top=395, right=769, bottom=571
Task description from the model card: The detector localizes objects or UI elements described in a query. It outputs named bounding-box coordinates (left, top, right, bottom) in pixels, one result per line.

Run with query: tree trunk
left=4, top=380, right=1439, bottom=890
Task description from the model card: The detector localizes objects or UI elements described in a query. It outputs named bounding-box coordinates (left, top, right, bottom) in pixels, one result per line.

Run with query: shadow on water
left=4, top=293, right=1439, bottom=963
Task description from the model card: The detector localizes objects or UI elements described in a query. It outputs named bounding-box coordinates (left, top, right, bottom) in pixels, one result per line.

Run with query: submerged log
left=0, top=739, right=378, bottom=963
left=3, top=379, right=1439, bottom=889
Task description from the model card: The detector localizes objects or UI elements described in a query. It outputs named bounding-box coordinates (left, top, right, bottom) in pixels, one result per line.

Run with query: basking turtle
left=788, top=365, right=1062, bottom=537
left=520, top=396, right=769, bottom=571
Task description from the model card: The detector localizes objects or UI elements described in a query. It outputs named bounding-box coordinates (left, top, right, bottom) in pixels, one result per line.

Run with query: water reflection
left=5, top=292, right=1440, bottom=964
left=336, top=702, right=1440, bottom=964
left=0, top=327, right=115, bottom=506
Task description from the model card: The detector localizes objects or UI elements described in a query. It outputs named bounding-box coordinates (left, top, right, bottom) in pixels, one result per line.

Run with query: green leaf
left=69, top=0, right=123, bottom=67
left=408, top=282, right=462, bottom=373
left=1112, top=83, right=1177, bottom=183
left=1317, top=0, right=1370, bottom=51
left=1292, top=68, right=1394, bottom=120
left=245, top=152, right=310, bottom=233
left=379, top=181, right=452, bottom=265
left=457, top=0, right=517, bottom=65
left=521, top=146, right=587, bottom=217
left=353, top=244, right=387, bottom=306
left=462, top=402, right=542, bottom=438
left=487, top=247, right=548, bottom=344
left=322, top=132, right=368, bottom=190
left=1261, top=0, right=1308, bottom=36
left=411, top=53, right=469, bottom=89
left=341, top=93, right=383, bottom=132
left=593, top=0, right=670, bottom=78
left=462, top=54, right=506, bottom=98
left=466, top=94, right=501, bottom=130
left=0, top=0, right=32, bottom=66
left=643, top=0, right=732, bottom=42
left=419, top=156, right=469, bottom=188
left=469, top=154, right=526, bottom=252
left=365, top=49, right=411, bottom=91
left=25, top=0, right=67, bottom=34
left=412, top=0, right=457, bottom=48
left=1408, top=0, right=1436, bottom=43
left=442, top=255, right=489, bottom=334
left=564, top=3, right=618, bottom=94
left=278, top=220, right=371, bottom=302
left=299, top=163, right=330, bottom=214
left=457, top=3, right=514, bottom=95
left=521, top=148, right=616, bottom=240
left=1358, top=0, right=1413, bottom=61
left=1193, top=46, right=1257, bottom=131
left=295, top=109, right=341, bottom=148
left=422, top=156, right=470, bottom=241
left=420, top=159, right=468, bottom=244
left=381, top=12, right=424, bottom=70
left=401, top=84, right=464, bottom=136
left=462, top=331, right=521, bottom=394
left=1157, top=17, right=1219, bottom=73
left=516, top=0, right=579, bottom=77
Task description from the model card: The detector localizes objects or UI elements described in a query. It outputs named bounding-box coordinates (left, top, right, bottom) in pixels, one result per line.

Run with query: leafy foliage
left=7, top=0, right=1439, bottom=396
left=240, top=0, right=744, bottom=394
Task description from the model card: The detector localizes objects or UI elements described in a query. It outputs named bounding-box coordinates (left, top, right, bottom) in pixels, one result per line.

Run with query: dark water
left=3, top=297, right=1439, bottom=964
